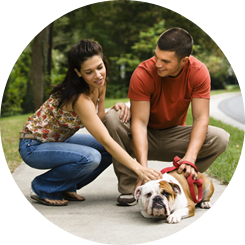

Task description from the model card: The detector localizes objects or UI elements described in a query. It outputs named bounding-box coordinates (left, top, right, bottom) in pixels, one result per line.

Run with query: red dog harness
left=161, top=156, right=203, bottom=204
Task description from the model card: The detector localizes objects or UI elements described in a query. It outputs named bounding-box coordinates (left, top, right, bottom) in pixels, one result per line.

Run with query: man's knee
left=208, top=126, right=230, bottom=154
left=104, top=109, right=121, bottom=131
left=217, top=128, right=230, bottom=153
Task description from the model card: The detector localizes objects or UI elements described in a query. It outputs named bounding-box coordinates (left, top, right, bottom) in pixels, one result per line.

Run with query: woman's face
left=75, top=55, right=106, bottom=90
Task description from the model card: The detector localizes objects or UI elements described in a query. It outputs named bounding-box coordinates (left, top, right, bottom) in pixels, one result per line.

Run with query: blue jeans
left=19, top=133, right=112, bottom=200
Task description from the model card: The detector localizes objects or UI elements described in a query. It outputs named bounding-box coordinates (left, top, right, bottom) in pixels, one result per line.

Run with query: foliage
left=115, top=20, right=165, bottom=74
left=1, top=47, right=31, bottom=117
left=0, top=62, right=13, bottom=115
left=1, top=1, right=237, bottom=116
left=106, top=83, right=129, bottom=99
left=51, top=1, right=169, bottom=86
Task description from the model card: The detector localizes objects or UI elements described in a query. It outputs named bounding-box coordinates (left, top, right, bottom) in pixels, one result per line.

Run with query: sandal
left=31, top=195, right=68, bottom=206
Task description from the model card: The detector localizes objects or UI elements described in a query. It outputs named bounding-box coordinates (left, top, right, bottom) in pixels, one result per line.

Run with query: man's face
left=154, top=46, right=187, bottom=78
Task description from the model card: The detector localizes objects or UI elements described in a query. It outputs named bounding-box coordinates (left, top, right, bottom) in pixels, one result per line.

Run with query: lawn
left=185, top=106, right=244, bottom=184
left=0, top=94, right=243, bottom=184
left=0, top=113, right=30, bottom=173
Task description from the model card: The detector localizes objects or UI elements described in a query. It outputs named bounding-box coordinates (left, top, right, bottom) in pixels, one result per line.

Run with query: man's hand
left=112, top=102, right=131, bottom=123
left=177, top=160, right=198, bottom=180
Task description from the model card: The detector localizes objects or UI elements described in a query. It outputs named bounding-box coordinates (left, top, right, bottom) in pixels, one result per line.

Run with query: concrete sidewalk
left=210, top=92, right=245, bottom=131
left=11, top=92, right=242, bottom=244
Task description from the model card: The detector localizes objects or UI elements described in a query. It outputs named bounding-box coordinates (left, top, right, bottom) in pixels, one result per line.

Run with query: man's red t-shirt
left=127, top=56, right=211, bottom=129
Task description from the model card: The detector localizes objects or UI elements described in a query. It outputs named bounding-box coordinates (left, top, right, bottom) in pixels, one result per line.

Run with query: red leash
left=161, top=156, right=203, bottom=204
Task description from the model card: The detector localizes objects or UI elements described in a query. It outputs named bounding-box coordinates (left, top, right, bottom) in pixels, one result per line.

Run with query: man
left=104, top=27, right=230, bottom=206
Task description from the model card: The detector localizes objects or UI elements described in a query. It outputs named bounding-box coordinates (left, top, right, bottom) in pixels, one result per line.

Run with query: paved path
left=5, top=92, right=245, bottom=245
left=210, top=92, right=245, bottom=130
left=218, top=93, right=245, bottom=124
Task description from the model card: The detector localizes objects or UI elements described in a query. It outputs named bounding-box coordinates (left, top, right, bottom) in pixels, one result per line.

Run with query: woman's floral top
left=22, top=94, right=84, bottom=142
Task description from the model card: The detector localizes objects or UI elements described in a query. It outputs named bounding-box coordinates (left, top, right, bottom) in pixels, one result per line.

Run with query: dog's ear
left=169, top=183, right=181, bottom=195
left=135, top=186, right=142, bottom=200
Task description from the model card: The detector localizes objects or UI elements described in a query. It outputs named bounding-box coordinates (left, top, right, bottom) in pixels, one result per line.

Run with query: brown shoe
left=117, top=194, right=137, bottom=206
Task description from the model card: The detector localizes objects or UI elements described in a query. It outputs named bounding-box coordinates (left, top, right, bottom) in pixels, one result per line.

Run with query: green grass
left=185, top=107, right=243, bottom=184
left=207, top=118, right=243, bottom=184
left=104, top=98, right=129, bottom=108
left=0, top=114, right=31, bottom=173
left=0, top=94, right=243, bottom=184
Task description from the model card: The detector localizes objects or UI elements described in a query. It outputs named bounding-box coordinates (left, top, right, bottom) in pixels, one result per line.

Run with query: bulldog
left=134, top=170, right=214, bottom=223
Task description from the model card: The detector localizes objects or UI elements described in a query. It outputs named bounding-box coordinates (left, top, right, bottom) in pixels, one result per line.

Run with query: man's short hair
left=157, top=28, right=193, bottom=60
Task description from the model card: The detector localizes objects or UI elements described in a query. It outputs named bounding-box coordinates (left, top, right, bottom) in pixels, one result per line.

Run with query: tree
left=29, top=24, right=50, bottom=111
left=2, top=1, right=236, bottom=116
left=47, top=22, right=54, bottom=78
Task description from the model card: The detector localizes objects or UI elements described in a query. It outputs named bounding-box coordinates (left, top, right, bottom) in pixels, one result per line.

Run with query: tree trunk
left=47, top=22, right=54, bottom=77
left=30, top=25, right=49, bottom=111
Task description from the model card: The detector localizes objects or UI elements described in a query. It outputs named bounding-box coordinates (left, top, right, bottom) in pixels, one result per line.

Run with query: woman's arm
left=74, top=94, right=162, bottom=181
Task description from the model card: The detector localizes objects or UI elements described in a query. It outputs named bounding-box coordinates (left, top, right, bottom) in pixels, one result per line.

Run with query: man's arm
left=130, top=100, right=151, bottom=168
left=177, top=98, right=210, bottom=179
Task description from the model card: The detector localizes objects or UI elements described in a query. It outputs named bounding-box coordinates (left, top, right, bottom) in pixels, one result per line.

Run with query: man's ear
left=74, top=68, right=82, bottom=77
left=181, top=56, right=189, bottom=65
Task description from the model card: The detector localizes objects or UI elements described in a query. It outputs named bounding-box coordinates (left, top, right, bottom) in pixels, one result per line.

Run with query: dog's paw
left=200, top=201, right=212, bottom=209
left=166, top=214, right=181, bottom=224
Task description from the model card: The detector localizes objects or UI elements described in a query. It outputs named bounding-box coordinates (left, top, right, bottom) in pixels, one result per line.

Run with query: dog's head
left=135, top=180, right=181, bottom=218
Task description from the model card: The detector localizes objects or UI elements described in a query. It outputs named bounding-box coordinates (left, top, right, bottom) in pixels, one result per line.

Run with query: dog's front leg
left=166, top=207, right=189, bottom=224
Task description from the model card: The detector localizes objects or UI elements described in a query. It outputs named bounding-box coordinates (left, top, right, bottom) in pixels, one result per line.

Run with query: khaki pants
left=104, top=109, right=230, bottom=194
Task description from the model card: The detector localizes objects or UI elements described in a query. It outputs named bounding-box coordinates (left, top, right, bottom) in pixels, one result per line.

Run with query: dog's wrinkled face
left=135, top=180, right=181, bottom=218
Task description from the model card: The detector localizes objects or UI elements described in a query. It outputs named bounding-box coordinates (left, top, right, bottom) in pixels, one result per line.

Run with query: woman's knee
left=82, top=149, right=101, bottom=171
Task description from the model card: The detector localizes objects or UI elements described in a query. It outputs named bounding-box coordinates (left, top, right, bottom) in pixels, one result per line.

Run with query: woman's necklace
left=89, top=88, right=99, bottom=106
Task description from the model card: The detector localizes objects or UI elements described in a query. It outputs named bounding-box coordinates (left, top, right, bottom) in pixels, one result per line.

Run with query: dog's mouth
left=152, top=195, right=169, bottom=216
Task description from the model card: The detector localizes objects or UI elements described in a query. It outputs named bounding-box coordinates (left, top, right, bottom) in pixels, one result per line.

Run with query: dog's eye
left=146, top=193, right=152, bottom=198
left=161, top=191, right=170, bottom=198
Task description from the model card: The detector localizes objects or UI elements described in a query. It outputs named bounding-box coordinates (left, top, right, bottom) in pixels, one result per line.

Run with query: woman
left=19, top=40, right=162, bottom=206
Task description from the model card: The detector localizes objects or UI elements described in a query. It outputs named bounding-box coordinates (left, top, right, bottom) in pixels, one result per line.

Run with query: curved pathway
left=210, top=92, right=245, bottom=131
left=218, top=94, right=245, bottom=124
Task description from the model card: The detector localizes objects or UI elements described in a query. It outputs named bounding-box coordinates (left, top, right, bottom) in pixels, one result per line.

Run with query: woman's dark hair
left=51, top=39, right=109, bottom=109
left=157, top=28, right=193, bottom=61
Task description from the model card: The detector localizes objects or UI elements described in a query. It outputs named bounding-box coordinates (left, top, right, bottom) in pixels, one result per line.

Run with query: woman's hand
left=112, top=102, right=131, bottom=123
left=133, top=177, right=147, bottom=194
left=133, top=167, right=163, bottom=194
left=135, top=166, right=163, bottom=183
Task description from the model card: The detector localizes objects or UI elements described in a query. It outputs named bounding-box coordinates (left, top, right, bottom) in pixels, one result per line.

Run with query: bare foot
left=44, top=198, right=68, bottom=205
left=63, top=191, right=85, bottom=201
